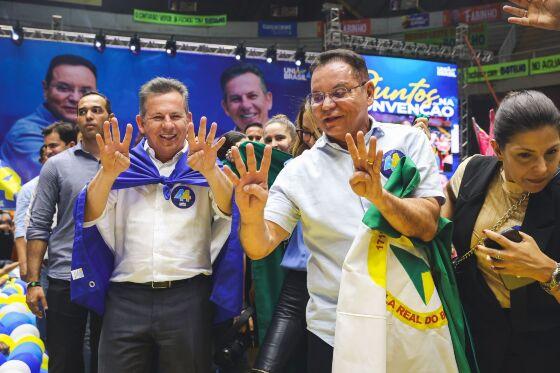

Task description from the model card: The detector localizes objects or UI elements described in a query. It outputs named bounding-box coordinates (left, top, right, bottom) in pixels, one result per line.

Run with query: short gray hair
left=139, top=77, right=189, bottom=117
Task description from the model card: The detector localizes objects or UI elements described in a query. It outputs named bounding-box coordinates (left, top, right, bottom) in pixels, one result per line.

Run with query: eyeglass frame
left=306, top=81, right=368, bottom=107
left=296, top=128, right=313, bottom=138
left=48, top=82, right=94, bottom=96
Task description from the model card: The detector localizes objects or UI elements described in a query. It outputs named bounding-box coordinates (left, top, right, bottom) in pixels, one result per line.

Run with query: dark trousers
left=46, top=277, right=102, bottom=373
left=98, top=275, right=213, bottom=373
left=254, top=270, right=309, bottom=373
left=307, top=331, right=333, bottom=373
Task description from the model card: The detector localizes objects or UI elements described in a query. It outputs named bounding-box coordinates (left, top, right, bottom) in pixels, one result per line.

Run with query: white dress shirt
left=264, top=120, right=444, bottom=346
left=85, top=142, right=231, bottom=283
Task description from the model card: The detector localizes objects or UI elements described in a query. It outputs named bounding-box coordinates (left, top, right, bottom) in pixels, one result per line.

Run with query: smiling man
left=26, top=92, right=110, bottom=373
left=0, top=55, right=97, bottom=183
left=220, top=63, right=273, bottom=132
left=82, top=77, right=232, bottom=372
left=226, top=49, right=444, bottom=371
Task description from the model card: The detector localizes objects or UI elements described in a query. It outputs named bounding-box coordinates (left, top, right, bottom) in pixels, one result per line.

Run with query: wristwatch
left=541, top=262, right=560, bottom=294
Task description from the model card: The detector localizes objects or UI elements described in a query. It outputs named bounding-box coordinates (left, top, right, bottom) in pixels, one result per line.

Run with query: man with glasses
left=226, top=49, right=443, bottom=371
left=1, top=54, right=97, bottom=183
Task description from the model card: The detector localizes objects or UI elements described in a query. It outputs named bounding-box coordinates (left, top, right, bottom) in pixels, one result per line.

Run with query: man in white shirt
left=84, top=77, right=232, bottom=372
left=225, top=49, right=444, bottom=371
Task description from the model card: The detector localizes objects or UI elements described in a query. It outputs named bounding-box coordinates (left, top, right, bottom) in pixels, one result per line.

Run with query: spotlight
left=234, top=43, right=246, bottom=61
left=265, top=45, right=277, bottom=64
left=294, top=47, right=305, bottom=66
left=165, top=36, right=177, bottom=56
left=11, top=22, right=23, bottom=46
left=93, top=30, right=106, bottom=52
left=129, top=34, right=141, bottom=54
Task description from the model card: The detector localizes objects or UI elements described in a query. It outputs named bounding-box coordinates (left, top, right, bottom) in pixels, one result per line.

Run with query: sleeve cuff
left=83, top=206, right=109, bottom=228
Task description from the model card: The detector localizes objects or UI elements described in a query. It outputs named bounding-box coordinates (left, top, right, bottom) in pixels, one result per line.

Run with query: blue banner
left=258, top=21, right=297, bottom=37
left=402, top=13, right=430, bottom=29
left=0, top=38, right=310, bottom=208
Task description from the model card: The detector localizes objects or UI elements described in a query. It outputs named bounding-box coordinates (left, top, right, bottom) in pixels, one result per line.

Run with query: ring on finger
left=367, top=160, right=374, bottom=166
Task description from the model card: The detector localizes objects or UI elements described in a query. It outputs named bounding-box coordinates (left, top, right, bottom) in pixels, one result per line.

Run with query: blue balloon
left=9, top=352, right=41, bottom=373
left=9, top=342, right=43, bottom=362
left=1, top=288, right=17, bottom=296
left=1, top=313, right=31, bottom=334
left=0, top=352, right=6, bottom=365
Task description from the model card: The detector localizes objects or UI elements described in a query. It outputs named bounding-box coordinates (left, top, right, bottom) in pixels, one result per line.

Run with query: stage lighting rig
left=265, top=45, right=277, bottom=64
left=129, top=34, right=141, bottom=54
left=234, top=42, right=246, bottom=61
left=93, top=30, right=106, bottom=52
left=11, top=22, right=23, bottom=46
left=294, top=47, right=305, bottom=66
left=165, top=36, right=177, bottom=56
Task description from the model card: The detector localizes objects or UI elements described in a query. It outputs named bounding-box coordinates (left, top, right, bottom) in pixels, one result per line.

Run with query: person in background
left=26, top=92, right=111, bottom=373
left=262, top=115, right=297, bottom=154
left=220, top=64, right=273, bottom=132
left=14, top=121, right=77, bottom=280
left=0, top=211, right=14, bottom=260
left=244, top=123, right=264, bottom=143
left=0, top=55, right=97, bottom=183
left=252, top=101, right=321, bottom=373
left=217, top=131, right=248, bottom=163
left=443, top=90, right=560, bottom=372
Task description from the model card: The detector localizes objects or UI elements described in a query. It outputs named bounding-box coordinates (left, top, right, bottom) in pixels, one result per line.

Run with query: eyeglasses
left=50, top=82, right=93, bottom=96
left=307, top=81, right=367, bottom=106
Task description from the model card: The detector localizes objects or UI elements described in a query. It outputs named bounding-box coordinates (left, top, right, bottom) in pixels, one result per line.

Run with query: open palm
left=187, top=116, right=226, bottom=175
left=96, top=117, right=133, bottom=178
left=223, top=144, right=272, bottom=223
left=504, top=0, right=560, bottom=31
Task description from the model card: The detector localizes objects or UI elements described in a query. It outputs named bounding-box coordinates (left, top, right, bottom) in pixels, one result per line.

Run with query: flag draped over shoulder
left=71, top=139, right=240, bottom=320
left=333, top=157, right=478, bottom=373
left=229, top=141, right=292, bottom=343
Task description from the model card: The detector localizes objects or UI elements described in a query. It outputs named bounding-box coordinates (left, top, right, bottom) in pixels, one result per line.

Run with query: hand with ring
left=476, top=229, right=558, bottom=282
left=503, top=0, right=560, bottom=31
left=345, top=131, right=385, bottom=204
left=186, top=116, right=226, bottom=176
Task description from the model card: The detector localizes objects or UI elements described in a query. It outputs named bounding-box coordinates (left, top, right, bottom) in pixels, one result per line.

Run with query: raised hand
left=223, top=144, right=272, bottom=223
left=187, top=116, right=226, bottom=176
left=346, top=132, right=384, bottom=204
left=504, top=0, right=560, bottom=31
left=96, top=117, right=133, bottom=178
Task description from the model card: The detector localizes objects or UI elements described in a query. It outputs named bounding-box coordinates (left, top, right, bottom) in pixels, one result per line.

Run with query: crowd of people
left=0, top=1, right=559, bottom=372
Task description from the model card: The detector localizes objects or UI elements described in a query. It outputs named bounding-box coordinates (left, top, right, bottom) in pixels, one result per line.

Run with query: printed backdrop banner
left=0, top=38, right=310, bottom=209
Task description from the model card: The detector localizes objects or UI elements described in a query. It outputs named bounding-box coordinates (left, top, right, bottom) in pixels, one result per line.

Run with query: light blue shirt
left=14, top=176, right=40, bottom=238
left=265, top=120, right=445, bottom=346
left=0, top=104, right=57, bottom=184
left=280, top=222, right=310, bottom=271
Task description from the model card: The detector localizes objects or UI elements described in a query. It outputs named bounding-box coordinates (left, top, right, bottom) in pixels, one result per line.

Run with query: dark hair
left=217, top=131, right=247, bottom=161
left=80, top=91, right=113, bottom=114
left=220, top=63, right=268, bottom=100
left=39, top=145, right=47, bottom=163
left=311, top=49, right=369, bottom=82
left=42, top=121, right=78, bottom=145
left=45, top=55, right=97, bottom=86
left=494, top=90, right=560, bottom=147
left=244, top=122, right=263, bottom=133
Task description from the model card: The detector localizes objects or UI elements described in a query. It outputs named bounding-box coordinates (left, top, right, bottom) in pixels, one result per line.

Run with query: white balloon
left=0, top=304, right=29, bottom=316
left=0, top=359, right=32, bottom=373
left=9, top=324, right=40, bottom=342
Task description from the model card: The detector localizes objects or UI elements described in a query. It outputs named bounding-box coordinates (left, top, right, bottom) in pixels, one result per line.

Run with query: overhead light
left=265, top=45, right=277, bottom=64
left=165, top=36, right=177, bottom=56
left=294, top=47, right=305, bottom=66
left=234, top=42, right=246, bottom=61
left=129, top=34, right=141, bottom=54
left=11, top=22, right=23, bottom=46
left=93, top=30, right=106, bottom=52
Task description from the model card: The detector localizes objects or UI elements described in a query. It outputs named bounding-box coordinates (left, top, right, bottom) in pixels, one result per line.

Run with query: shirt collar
left=143, top=140, right=187, bottom=167
left=73, top=142, right=99, bottom=161
left=315, top=115, right=385, bottom=152
left=38, top=103, right=59, bottom=124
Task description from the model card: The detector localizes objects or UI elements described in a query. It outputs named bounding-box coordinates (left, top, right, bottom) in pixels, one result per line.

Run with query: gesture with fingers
left=504, top=0, right=560, bottom=31
left=187, top=117, right=226, bottom=176
left=97, top=117, right=134, bottom=179
left=223, top=144, right=272, bottom=223
left=477, top=229, right=558, bottom=282
left=345, top=132, right=385, bottom=204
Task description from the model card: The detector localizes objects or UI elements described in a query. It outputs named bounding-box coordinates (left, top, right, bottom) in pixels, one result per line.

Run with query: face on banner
left=0, top=38, right=310, bottom=208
